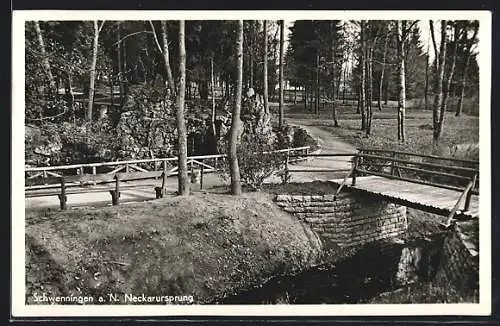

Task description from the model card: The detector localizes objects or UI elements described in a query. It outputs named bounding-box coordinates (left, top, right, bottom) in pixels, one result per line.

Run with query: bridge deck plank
left=330, top=176, right=479, bottom=219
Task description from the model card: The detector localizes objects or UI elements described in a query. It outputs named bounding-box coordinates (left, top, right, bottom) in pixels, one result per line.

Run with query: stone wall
left=274, top=191, right=408, bottom=248
left=436, top=219, right=479, bottom=299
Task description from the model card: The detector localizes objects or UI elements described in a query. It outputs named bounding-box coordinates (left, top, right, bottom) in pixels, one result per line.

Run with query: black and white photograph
left=12, top=10, right=491, bottom=317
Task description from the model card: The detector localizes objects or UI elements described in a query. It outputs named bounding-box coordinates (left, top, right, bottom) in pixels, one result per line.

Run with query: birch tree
left=34, top=21, right=56, bottom=97
left=87, top=20, right=105, bottom=121
left=431, top=20, right=448, bottom=143
left=440, top=21, right=461, bottom=117
left=278, top=20, right=285, bottom=129
left=263, top=20, right=269, bottom=114
left=176, top=20, right=189, bottom=195
left=229, top=20, right=244, bottom=195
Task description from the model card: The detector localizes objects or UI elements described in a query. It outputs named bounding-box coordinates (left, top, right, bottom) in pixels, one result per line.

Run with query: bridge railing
left=353, top=148, right=479, bottom=195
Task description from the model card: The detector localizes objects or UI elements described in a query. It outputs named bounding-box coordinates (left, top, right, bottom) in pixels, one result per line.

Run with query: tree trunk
left=176, top=21, right=189, bottom=196
left=161, top=21, right=176, bottom=95
left=278, top=20, right=285, bottom=129
left=117, top=22, right=124, bottom=104
left=87, top=20, right=101, bottom=121
left=229, top=20, right=244, bottom=196
left=331, top=23, right=338, bottom=126
left=366, top=39, right=375, bottom=136
left=316, top=51, right=320, bottom=115
left=456, top=24, right=478, bottom=116
left=379, top=30, right=389, bottom=111
left=304, top=84, right=308, bottom=111
left=424, top=49, right=430, bottom=110
left=342, top=55, right=347, bottom=104
left=250, top=21, right=254, bottom=88
left=456, top=54, right=470, bottom=116
left=384, top=77, right=389, bottom=105
left=211, top=57, right=216, bottom=136
left=34, top=21, right=56, bottom=97
left=439, top=22, right=459, bottom=131
left=397, top=21, right=406, bottom=143
left=360, top=21, right=366, bottom=131
left=429, top=20, right=439, bottom=72
left=432, top=20, right=447, bottom=143
left=263, top=20, right=269, bottom=114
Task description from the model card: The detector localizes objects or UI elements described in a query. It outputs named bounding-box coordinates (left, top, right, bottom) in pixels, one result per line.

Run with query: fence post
left=125, top=163, right=129, bottom=173
left=390, top=151, right=396, bottom=176
left=43, top=170, right=48, bottom=185
left=200, top=164, right=204, bottom=190
left=58, top=177, right=67, bottom=210
left=464, top=173, right=478, bottom=212
left=352, top=155, right=358, bottom=186
left=112, top=174, right=120, bottom=206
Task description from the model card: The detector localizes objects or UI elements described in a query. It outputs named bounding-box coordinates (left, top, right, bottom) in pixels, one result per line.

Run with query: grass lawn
left=284, top=102, right=479, bottom=160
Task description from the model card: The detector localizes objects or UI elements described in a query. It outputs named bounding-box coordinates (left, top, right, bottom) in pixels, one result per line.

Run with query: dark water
left=215, top=238, right=444, bottom=304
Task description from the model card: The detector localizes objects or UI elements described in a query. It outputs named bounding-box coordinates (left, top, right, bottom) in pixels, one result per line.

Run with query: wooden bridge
left=324, top=148, right=480, bottom=224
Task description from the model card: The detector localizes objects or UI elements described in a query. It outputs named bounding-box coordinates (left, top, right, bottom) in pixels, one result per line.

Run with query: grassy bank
left=26, top=193, right=324, bottom=304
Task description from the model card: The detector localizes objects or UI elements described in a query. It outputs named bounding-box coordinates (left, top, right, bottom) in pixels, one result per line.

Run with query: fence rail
left=25, top=146, right=311, bottom=190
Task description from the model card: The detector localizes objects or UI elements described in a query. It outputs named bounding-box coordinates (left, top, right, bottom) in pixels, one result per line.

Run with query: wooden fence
left=25, top=146, right=311, bottom=191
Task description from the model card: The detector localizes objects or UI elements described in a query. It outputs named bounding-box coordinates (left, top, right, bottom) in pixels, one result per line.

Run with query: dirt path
left=25, top=118, right=357, bottom=211
left=270, top=117, right=357, bottom=183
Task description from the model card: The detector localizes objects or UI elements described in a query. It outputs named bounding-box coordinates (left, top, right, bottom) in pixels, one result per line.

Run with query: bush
left=236, top=132, right=286, bottom=191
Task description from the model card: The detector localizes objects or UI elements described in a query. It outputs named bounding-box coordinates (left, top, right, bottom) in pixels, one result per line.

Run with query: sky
left=283, top=20, right=480, bottom=65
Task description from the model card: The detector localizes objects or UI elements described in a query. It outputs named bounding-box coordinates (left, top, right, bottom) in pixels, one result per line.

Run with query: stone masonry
left=275, top=191, right=408, bottom=248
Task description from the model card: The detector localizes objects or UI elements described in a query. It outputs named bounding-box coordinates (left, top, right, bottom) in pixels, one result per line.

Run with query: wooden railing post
left=464, top=173, right=478, bottom=212
left=200, top=164, right=204, bottom=190
left=352, top=155, right=358, bottom=186
left=58, top=177, right=67, bottom=210
left=125, top=163, right=129, bottom=173
left=111, top=174, right=120, bottom=206
left=390, top=151, right=396, bottom=176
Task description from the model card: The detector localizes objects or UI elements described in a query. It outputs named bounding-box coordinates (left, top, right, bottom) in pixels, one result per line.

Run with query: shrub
left=234, top=132, right=285, bottom=191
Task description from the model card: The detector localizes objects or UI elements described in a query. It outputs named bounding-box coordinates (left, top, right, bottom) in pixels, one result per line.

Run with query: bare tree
left=331, top=22, right=339, bottom=126
left=87, top=20, right=105, bottom=121
left=229, top=20, right=244, bottom=196
left=396, top=20, right=406, bottom=143
left=456, top=22, right=479, bottom=116
left=431, top=20, right=448, bottom=143
left=34, top=21, right=56, bottom=97
left=395, top=20, right=418, bottom=143
left=160, top=21, right=176, bottom=94
left=116, top=22, right=124, bottom=104
left=378, top=23, right=390, bottom=111
left=278, top=20, right=285, bottom=129
left=149, top=21, right=175, bottom=94
left=211, top=57, right=216, bottom=136
left=176, top=20, right=189, bottom=195
left=440, top=21, right=462, bottom=117
left=424, top=30, right=430, bottom=110
left=263, top=20, right=269, bottom=114
left=360, top=21, right=366, bottom=131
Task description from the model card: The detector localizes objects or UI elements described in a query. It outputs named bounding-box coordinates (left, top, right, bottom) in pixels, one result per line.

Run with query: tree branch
left=148, top=20, right=164, bottom=54
left=98, top=20, right=106, bottom=34
left=112, top=31, right=154, bottom=46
